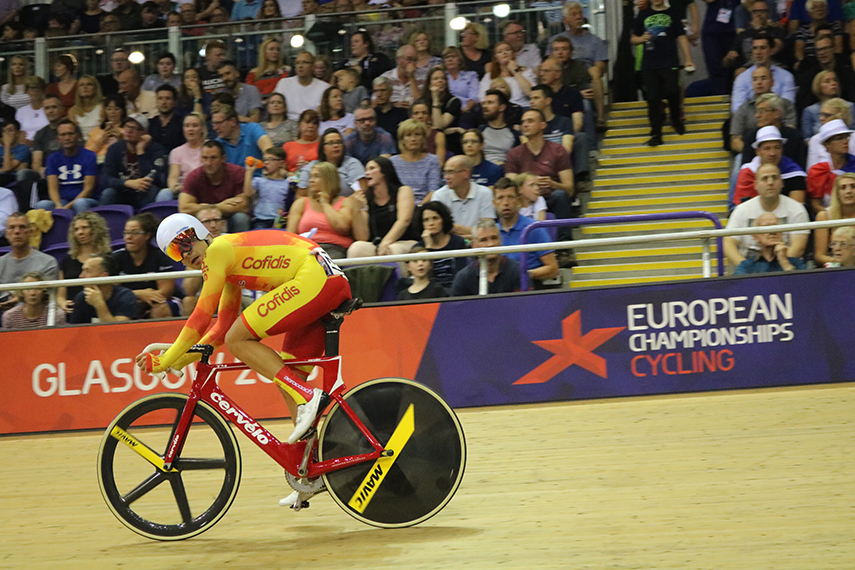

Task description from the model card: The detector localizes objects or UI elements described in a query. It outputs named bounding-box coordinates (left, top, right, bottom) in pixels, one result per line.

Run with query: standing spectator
left=198, top=40, right=227, bottom=95
left=733, top=212, right=807, bottom=274
left=342, top=30, right=394, bottom=93
left=409, top=30, right=441, bottom=82
left=218, top=60, right=262, bottom=123
left=414, top=202, right=467, bottom=291
left=113, top=0, right=143, bottom=30
left=46, top=54, right=78, bottom=114
left=431, top=155, right=494, bottom=238
left=379, top=45, right=422, bottom=109
left=31, top=95, right=66, bottom=176
left=282, top=109, right=320, bottom=174
left=372, top=77, right=408, bottom=146
left=85, top=94, right=126, bottom=164
left=461, top=128, right=503, bottom=188
left=260, top=93, right=298, bottom=147
left=163, top=113, right=206, bottom=200
left=67, top=75, right=104, bottom=141
left=119, top=69, right=156, bottom=118
left=211, top=106, right=274, bottom=167
left=1, top=55, right=30, bottom=110
left=814, top=172, right=855, bottom=264
left=335, top=68, right=369, bottom=114
left=698, top=0, right=739, bottom=95
left=298, top=128, right=366, bottom=196
left=56, top=211, right=111, bottom=312
left=731, top=69, right=797, bottom=155
left=392, top=118, right=441, bottom=204
left=68, top=253, right=139, bottom=323
left=35, top=119, right=98, bottom=213
left=460, top=22, right=491, bottom=80
left=274, top=51, right=329, bottom=121
left=409, top=100, right=446, bottom=167
left=479, top=41, right=535, bottom=107
left=731, top=34, right=797, bottom=113
left=245, top=147, right=289, bottom=228
left=98, top=47, right=131, bottom=98
left=806, top=119, right=855, bottom=212
left=1, top=272, right=67, bottom=329
left=801, top=70, right=854, bottom=137
left=734, top=125, right=807, bottom=206
left=319, top=86, right=354, bottom=136
left=396, top=244, right=447, bottom=301
left=180, top=140, right=251, bottom=232
left=230, top=0, right=260, bottom=20
left=450, top=219, right=520, bottom=296
left=142, top=52, right=182, bottom=92
left=15, top=76, right=47, bottom=143
left=176, top=68, right=208, bottom=117
left=245, top=38, right=290, bottom=99
left=0, top=213, right=58, bottom=314
left=345, top=106, right=395, bottom=166
left=442, top=47, right=479, bottom=115
left=99, top=113, right=168, bottom=209
left=503, top=20, right=541, bottom=70
left=348, top=156, right=418, bottom=257
left=478, top=90, right=520, bottom=166
left=149, top=85, right=185, bottom=153
left=631, top=0, right=694, bottom=147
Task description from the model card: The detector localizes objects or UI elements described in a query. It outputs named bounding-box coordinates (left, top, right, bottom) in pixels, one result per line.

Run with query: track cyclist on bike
left=136, top=213, right=351, bottom=491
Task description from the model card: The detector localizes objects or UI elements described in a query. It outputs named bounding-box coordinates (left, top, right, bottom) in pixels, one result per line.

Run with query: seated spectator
left=733, top=213, right=807, bottom=274
left=149, top=85, right=185, bottom=153
left=67, top=75, right=104, bottom=141
left=814, top=172, right=855, bottom=264
left=451, top=219, right=520, bottom=296
left=246, top=38, right=290, bottom=99
left=162, top=113, right=206, bottom=201
left=724, top=0, right=785, bottom=73
left=319, top=86, right=354, bottom=136
left=348, top=156, right=418, bottom=257
left=342, top=30, right=394, bottom=92
left=724, top=163, right=810, bottom=269
left=245, top=147, right=289, bottom=228
left=31, top=95, right=66, bottom=176
left=530, top=83, right=585, bottom=178
left=0, top=119, right=31, bottom=187
left=15, top=76, right=48, bottom=143
left=335, top=68, right=369, bottom=114
left=218, top=60, right=262, bottom=123
left=139, top=1, right=165, bottom=30
left=380, top=45, right=422, bottom=109
left=113, top=0, right=143, bottom=30
left=735, top=125, right=807, bottom=206
left=460, top=22, right=491, bottom=80
left=504, top=109, right=576, bottom=243
left=807, top=119, right=855, bottom=212
left=795, top=34, right=855, bottom=110
left=415, top=200, right=467, bottom=291
left=119, top=69, right=156, bottom=118
left=410, top=100, right=446, bottom=167
left=741, top=94, right=806, bottom=167
left=72, top=0, right=106, bottom=35
left=823, top=224, right=855, bottom=266
left=371, top=77, right=408, bottom=147
left=199, top=40, right=227, bottom=95
left=176, top=68, right=209, bottom=117
left=346, top=106, right=395, bottom=166
left=99, top=113, right=168, bottom=209
left=479, top=41, right=535, bottom=108
left=461, top=128, right=503, bottom=188
left=98, top=48, right=131, bottom=98
left=0, top=213, right=58, bottom=314
left=57, top=211, right=112, bottom=312
left=441, top=47, right=478, bottom=115
left=731, top=34, right=796, bottom=114
left=548, top=36, right=594, bottom=97
left=85, top=93, right=126, bottom=164
left=494, top=177, right=559, bottom=288
left=794, top=3, right=844, bottom=64
left=1, top=55, right=31, bottom=110
left=731, top=71, right=797, bottom=155
left=287, top=160, right=356, bottom=258
left=274, top=51, right=329, bottom=121
left=283, top=109, right=321, bottom=174
left=503, top=20, right=542, bottom=70
left=114, top=212, right=179, bottom=319
left=212, top=105, right=274, bottom=168
left=515, top=173, right=547, bottom=221
left=1, top=271, right=66, bottom=328
left=47, top=54, right=77, bottom=114
left=430, top=155, right=494, bottom=238
left=69, top=253, right=139, bottom=323
left=409, top=30, right=442, bottom=82
left=788, top=0, right=845, bottom=33
left=35, top=119, right=99, bottom=213
left=422, top=67, right=462, bottom=154
left=142, top=52, right=182, bottom=92
left=391, top=118, right=441, bottom=204
left=478, top=90, right=520, bottom=166
left=298, top=128, right=366, bottom=197
left=180, top=140, right=250, bottom=232
left=802, top=70, right=855, bottom=137
left=397, top=244, right=448, bottom=301
left=260, top=93, right=298, bottom=147
left=313, top=55, right=335, bottom=85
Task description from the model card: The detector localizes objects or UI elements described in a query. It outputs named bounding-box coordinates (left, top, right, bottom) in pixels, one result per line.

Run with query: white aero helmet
left=157, top=213, right=211, bottom=262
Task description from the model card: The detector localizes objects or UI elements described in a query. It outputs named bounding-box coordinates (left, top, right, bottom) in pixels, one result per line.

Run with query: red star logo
left=514, top=311, right=625, bottom=384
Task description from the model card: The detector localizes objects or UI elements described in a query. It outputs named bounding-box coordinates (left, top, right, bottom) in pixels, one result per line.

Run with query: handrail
left=518, top=211, right=725, bottom=290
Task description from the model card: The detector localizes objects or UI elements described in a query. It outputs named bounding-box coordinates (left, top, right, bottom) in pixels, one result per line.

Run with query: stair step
left=573, top=259, right=718, bottom=275
left=608, top=111, right=728, bottom=128
left=611, top=95, right=729, bottom=110
left=591, top=182, right=729, bottom=199
left=606, top=121, right=723, bottom=138
left=599, top=150, right=730, bottom=166
left=589, top=196, right=728, bottom=211
left=609, top=103, right=730, bottom=118
left=583, top=205, right=728, bottom=218
left=602, top=132, right=721, bottom=147
left=569, top=273, right=702, bottom=288
left=600, top=143, right=728, bottom=156
left=580, top=219, right=722, bottom=235
left=597, top=160, right=729, bottom=177
left=593, top=171, right=729, bottom=186
left=578, top=245, right=719, bottom=263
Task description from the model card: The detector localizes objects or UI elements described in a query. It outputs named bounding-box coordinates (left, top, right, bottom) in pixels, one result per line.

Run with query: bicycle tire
left=318, top=378, right=466, bottom=528
left=97, top=393, right=242, bottom=541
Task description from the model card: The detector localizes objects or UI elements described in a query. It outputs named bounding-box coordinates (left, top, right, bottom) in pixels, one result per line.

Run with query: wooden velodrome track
left=1, top=383, right=852, bottom=569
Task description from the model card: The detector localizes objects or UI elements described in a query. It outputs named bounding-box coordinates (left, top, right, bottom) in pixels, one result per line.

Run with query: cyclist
left=136, top=213, right=351, bottom=468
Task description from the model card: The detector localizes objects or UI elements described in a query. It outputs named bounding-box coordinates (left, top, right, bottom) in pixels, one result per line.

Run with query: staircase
left=570, top=95, right=731, bottom=289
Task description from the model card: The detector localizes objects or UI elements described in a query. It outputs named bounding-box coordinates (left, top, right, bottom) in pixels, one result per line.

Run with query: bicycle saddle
left=326, top=298, right=363, bottom=320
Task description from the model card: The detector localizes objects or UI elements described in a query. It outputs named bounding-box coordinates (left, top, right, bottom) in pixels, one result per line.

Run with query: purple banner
left=414, top=271, right=855, bottom=407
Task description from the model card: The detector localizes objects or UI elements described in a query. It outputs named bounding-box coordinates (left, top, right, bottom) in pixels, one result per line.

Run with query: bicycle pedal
left=291, top=500, right=310, bottom=511
left=299, top=427, right=317, bottom=441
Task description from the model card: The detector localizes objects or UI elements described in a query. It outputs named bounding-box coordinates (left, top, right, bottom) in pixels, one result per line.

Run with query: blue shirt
left=344, top=128, right=396, bottom=166
left=45, top=147, right=98, bottom=202
left=251, top=177, right=290, bottom=221
left=230, top=0, right=260, bottom=20
left=734, top=255, right=806, bottom=274
left=498, top=214, right=553, bottom=271
left=731, top=64, right=796, bottom=113
left=217, top=122, right=267, bottom=170
left=0, top=143, right=31, bottom=172
left=470, top=159, right=504, bottom=187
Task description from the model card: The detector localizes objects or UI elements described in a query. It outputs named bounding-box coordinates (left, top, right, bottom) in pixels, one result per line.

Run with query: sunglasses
left=165, top=229, right=197, bottom=262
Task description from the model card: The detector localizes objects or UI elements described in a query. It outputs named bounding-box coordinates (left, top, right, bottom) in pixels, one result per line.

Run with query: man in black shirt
left=149, top=84, right=185, bottom=152
left=372, top=77, right=408, bottom=149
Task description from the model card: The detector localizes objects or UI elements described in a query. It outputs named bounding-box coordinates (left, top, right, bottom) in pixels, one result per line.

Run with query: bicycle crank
left=285, top=472, right=325, bottom=493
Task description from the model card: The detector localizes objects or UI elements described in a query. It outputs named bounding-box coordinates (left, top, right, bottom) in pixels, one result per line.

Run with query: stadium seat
left=91, top=205, right=134, bottom=243
left=40, top=209, right=74, bottom=249
left=41, top=242, right=70, bottom=266
left=139, top=200, right=179, bottom=221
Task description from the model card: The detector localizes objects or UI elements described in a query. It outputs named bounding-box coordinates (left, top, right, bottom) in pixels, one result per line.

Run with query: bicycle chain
left=285, top=471, right=325, bottom=493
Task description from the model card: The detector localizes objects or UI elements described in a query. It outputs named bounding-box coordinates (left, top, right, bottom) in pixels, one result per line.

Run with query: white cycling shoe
left=279, top=485, right=327, bottom=509
left=286, top=388, right=330, bottom=445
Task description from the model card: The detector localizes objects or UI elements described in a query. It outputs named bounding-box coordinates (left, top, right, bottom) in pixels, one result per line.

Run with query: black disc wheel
left=97, top=393, right=241, bottom=540
left=319, top=378, right=466, bottom=528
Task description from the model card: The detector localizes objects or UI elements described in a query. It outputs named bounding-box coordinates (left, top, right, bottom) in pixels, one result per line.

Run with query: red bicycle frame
left=161, top=355, right=385, bottom=478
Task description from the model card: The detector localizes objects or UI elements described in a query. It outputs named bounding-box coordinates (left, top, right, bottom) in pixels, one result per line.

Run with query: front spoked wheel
left=97, top=393, right=242, bottom=540
left=319, top=378, right=466, bottom=528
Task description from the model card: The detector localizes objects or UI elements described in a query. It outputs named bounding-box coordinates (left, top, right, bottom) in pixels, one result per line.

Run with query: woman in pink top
left=286, top=161, right=357, bottom=259
left=164, top=113, right=206, bottom=200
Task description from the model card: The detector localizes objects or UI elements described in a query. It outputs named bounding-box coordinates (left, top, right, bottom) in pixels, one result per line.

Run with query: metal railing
left=2, top=217, right=854, bottom=329
left=518, top=212, right=725, bottom=290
